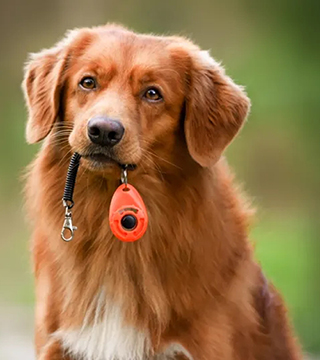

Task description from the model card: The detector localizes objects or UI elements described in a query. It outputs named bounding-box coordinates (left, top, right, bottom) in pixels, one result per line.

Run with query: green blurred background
left=0, top=0, right=319, bottom=358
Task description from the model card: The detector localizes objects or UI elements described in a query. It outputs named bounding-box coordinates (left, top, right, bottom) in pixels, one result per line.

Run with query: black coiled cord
left=62, top=152, right=82, bottom=209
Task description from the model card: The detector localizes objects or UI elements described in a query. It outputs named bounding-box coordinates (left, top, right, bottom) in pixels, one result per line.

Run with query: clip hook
left=61, top=205, right=77, bottom=241
left=121, top=166, right=128, bottom=187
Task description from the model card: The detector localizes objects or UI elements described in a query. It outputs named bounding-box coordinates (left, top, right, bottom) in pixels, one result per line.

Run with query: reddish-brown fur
left=23, top=24, right=302, bottom=359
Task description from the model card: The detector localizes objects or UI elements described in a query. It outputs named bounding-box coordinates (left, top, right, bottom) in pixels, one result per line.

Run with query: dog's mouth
left=82, top=153, right=117, bottom=164
left=81, top=151, right=136, bottom=171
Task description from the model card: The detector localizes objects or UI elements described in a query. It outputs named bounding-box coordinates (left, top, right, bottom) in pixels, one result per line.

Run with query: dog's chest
left=57, top=317, right=150, bottom=360
left=56, top=294, right=149, bottom=360
left=55, top=292, right=192, bottom=360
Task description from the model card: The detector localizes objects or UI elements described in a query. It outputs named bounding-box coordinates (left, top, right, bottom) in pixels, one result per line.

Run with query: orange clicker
left=109, top=183, right=148, bottom=242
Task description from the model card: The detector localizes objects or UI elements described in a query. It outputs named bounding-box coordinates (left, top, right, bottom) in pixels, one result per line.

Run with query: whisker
left=140, top=152, right=165, bottom=182
left=142, top=148, right=182, bottom=171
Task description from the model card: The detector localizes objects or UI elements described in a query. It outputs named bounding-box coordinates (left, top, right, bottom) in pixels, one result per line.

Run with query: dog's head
left=23, top=25, right=250, bottom=174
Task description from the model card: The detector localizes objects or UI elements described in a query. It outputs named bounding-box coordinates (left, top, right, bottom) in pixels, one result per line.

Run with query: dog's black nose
left=87, top=116, right=124, bottom=147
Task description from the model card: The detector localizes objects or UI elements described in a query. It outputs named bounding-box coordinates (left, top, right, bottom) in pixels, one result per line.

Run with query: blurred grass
left=0, top=205, right=34, bottom=305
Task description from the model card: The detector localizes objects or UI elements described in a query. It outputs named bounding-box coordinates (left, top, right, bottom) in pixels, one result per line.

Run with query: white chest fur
left=54, top=291, right=192, bottom=360
left=54, top=291, right=151, bottom=360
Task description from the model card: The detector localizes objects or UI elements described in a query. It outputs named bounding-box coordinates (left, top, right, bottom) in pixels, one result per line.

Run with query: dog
left=22, top=24, right=302, bottom=360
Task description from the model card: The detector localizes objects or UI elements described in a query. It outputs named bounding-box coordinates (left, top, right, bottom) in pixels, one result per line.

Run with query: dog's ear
left=184, top=50, right=250, bottom=167
left=22, top=45, right=69, bottom=144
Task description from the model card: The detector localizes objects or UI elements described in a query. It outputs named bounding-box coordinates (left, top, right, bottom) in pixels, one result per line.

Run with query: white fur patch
left=160, top=343, right=193, bottom=360
left=54, top=290, right=192, bottom=360
left=54, top=290, right=152, bottom=360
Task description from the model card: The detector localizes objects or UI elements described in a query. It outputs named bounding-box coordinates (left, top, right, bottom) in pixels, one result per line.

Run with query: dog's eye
left=143, top=87, right=163, bottom=102
left=79, top=77, right=96, bottom=90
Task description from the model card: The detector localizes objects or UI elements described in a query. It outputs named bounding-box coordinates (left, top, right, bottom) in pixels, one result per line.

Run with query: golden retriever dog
left=22, top=24, right=302, bottom=359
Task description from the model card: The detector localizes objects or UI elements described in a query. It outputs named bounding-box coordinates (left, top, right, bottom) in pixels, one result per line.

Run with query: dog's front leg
left=175, top=310, right=235, bottom=360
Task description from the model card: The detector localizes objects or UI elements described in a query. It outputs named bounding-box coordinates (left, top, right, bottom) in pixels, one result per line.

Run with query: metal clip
left=61, top=207, right=77, bottom=242
left=121, top=165, right=128, bottom=187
